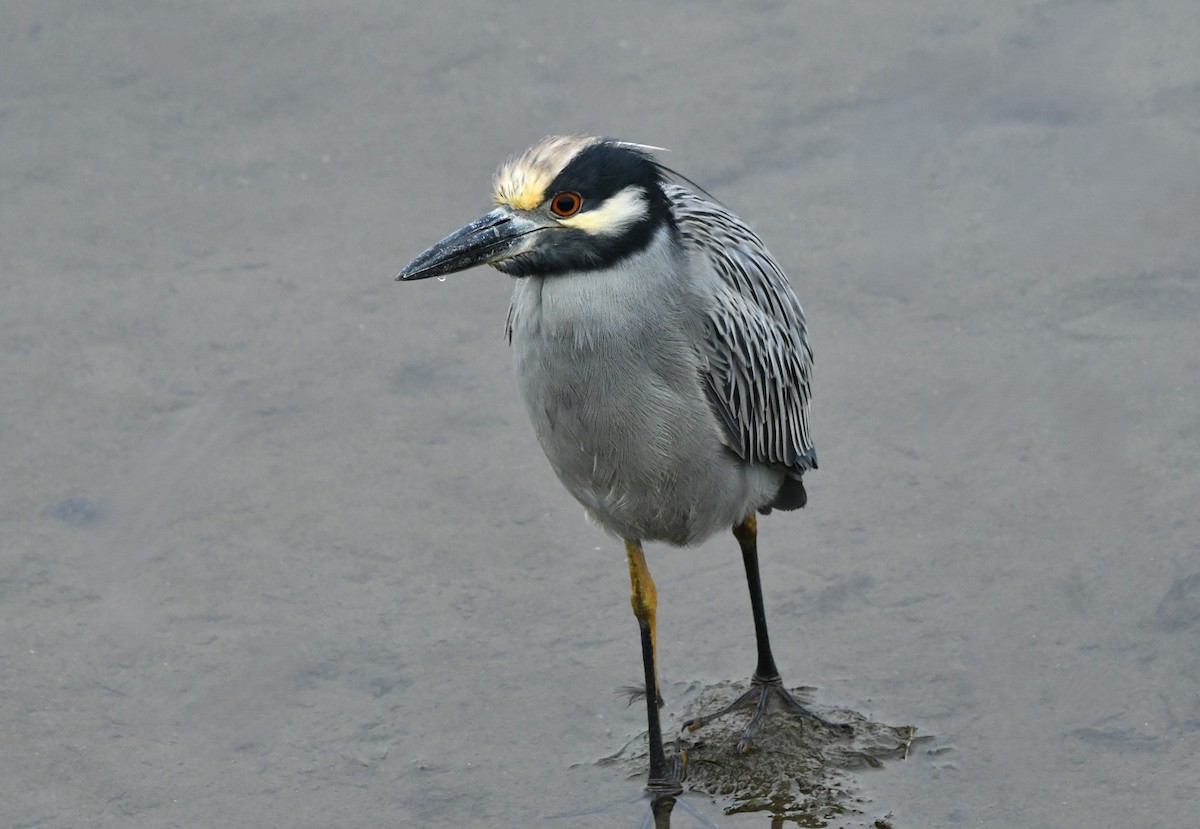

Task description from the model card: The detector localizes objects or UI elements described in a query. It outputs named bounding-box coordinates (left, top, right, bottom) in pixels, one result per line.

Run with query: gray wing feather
left=665, top=184, right=816, bottom=473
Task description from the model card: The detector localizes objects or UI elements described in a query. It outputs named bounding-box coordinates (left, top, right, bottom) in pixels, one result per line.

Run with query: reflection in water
left=549, top=787, right=716, bottom=829
left=650, top=794, right=676, bottom=828
left=553, top=791, right=713, bottom=829
left=645, top=792, right=722, bottom=829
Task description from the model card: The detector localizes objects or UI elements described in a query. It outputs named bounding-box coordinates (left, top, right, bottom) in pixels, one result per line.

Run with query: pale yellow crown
left=491, top=135, right=601, bottom=211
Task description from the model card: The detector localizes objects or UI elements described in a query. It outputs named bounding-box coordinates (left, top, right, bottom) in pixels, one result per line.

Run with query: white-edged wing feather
left=666, top=184, right=816, bottom=473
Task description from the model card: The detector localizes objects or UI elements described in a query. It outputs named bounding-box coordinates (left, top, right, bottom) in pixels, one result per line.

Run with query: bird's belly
left=509, top=277, right=779, bottom=545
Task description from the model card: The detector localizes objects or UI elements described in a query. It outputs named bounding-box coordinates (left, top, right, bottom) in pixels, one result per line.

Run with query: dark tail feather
left=763, top=475, right=807, bottom=513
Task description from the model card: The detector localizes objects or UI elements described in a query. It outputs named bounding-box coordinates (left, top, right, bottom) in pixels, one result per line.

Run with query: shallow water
left=3, top=2, right=1198, bottom=827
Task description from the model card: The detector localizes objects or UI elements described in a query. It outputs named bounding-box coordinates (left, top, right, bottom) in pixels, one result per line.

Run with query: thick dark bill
left=395, top=208, right=540, bottom=281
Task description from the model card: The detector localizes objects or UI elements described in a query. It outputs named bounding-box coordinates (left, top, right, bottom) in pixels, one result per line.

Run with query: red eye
left=549, top=191, right=582, bottom=217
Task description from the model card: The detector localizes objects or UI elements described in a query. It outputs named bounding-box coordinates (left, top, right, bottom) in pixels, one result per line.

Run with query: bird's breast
left=508, top=269, right=701, bottom=448
left=505, top=265, right=758, bottom=544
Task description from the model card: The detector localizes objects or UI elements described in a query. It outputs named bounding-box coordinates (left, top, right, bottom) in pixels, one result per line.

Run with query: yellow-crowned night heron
left=396, top=135, right=845, bottom=793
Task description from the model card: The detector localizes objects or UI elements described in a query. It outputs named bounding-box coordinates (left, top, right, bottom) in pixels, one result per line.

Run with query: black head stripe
left=547, top=141, right=666, bottom=207
left=520, top=141, right=673, bottom=276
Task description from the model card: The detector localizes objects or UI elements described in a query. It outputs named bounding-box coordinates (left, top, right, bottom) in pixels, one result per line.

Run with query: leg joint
left=732, top=513, right=757, bottom=545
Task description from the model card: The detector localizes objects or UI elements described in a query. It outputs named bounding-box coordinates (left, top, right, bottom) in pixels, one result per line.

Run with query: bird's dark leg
left=735, top=513, right=782, bottom=683
left=625, top=539, right=684, bottom=795
left=683, top=514, right=848, bottom=752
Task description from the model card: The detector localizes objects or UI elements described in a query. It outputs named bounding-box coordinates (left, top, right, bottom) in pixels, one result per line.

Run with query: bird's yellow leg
left=625, top=538, right=659, bottom=695
left=732, top=511, right=757, bottom=547
left=625, top=539, right=680, bottom=792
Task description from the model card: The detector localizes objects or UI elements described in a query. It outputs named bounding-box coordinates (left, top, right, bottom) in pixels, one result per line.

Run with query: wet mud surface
left=603, top=682, right=925, bottom=826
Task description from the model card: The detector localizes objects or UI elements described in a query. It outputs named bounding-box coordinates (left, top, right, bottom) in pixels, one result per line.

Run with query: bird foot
left=682, top=677, right=850, bottom=753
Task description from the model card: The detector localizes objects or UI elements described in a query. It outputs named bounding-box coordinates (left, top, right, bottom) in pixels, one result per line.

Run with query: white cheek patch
left=560, top=186, right=649, bottom=236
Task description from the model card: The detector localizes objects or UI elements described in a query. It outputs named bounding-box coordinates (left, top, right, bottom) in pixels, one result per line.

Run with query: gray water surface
left=3, top=2, right=1198, bottom=827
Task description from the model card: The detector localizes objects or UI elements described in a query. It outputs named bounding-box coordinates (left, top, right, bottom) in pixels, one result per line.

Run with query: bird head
left=396, top=135, right=675, bottom=281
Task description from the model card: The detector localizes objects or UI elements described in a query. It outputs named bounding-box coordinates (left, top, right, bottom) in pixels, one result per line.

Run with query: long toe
left=772, top=683, right=852, bottom=733
left=684, top=679, right=849, bottom=753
